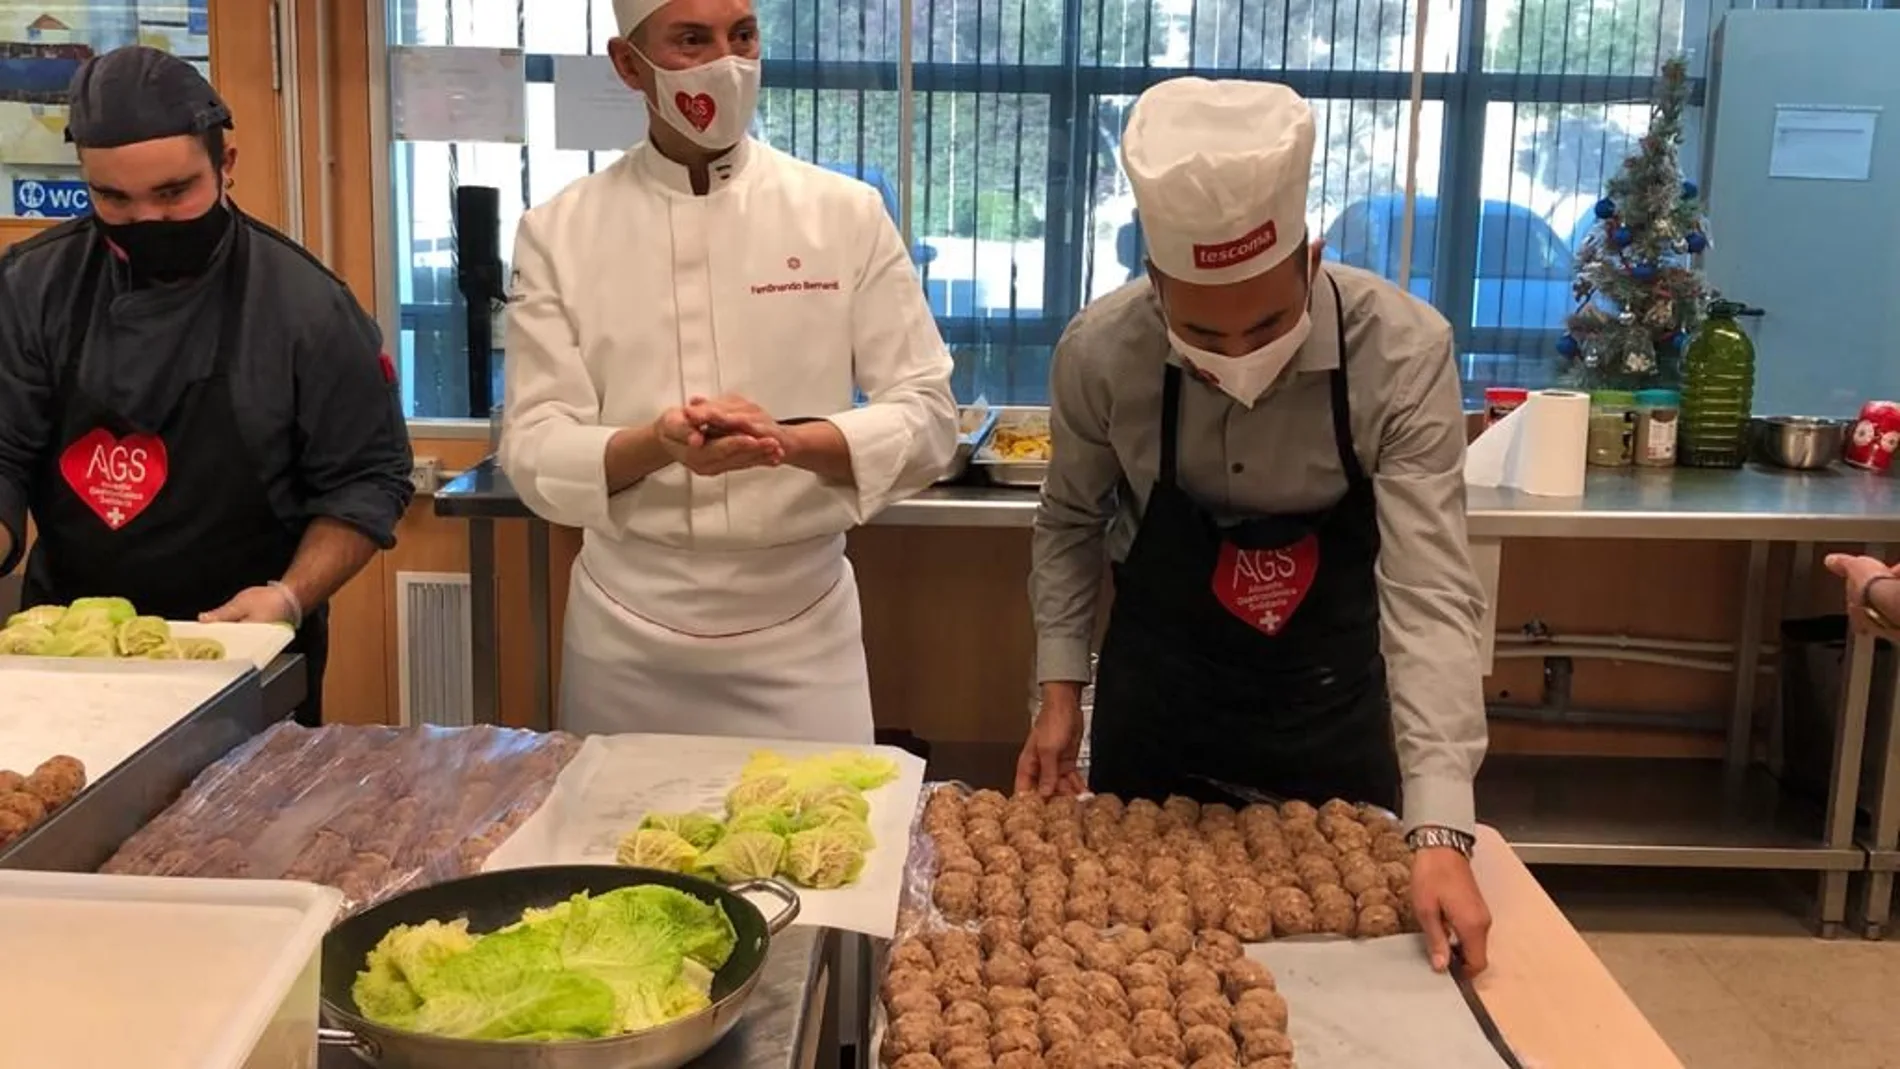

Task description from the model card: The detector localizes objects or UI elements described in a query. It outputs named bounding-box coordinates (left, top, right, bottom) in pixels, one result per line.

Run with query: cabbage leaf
left=640, top=812, right=726, bottom=850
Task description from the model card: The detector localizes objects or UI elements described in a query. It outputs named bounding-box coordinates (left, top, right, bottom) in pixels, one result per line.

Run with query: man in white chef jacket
left=502, top=0, right=958, bottom=742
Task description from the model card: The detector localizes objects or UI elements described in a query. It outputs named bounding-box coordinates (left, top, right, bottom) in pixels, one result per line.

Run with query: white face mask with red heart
left=635, top=46, right=761, bottom=150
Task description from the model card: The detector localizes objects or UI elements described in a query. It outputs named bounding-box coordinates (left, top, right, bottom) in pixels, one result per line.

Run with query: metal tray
left=974, top=406, right=1053, bottom=487
left=938, top=406, right=1001, bottom=484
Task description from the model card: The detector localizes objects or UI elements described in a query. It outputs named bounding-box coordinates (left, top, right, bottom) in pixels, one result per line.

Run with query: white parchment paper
left=1253, top=938, right=1513, bottom=1069
left=483, top=733, right=927, bottom=938
left=0, top=659, right=250, bottom=781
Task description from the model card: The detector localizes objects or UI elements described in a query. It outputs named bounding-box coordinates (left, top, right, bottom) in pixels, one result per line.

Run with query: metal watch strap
left=1864, top=574, right=1900, bottom=630
left=1407, top=826, right=1476, bottom=857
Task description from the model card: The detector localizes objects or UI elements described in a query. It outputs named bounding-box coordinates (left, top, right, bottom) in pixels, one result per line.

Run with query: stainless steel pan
left=318, top=865, right=799, bottom=1069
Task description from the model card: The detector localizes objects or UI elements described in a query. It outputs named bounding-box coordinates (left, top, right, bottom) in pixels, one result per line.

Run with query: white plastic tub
left=0, top=871, right=341, bottom=1069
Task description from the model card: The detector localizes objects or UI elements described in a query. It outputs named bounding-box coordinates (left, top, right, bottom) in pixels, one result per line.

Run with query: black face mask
left=96, top=198, right=232, bottom=283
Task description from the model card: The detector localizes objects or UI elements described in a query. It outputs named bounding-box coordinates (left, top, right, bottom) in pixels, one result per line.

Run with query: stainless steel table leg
left=469, top=517, right=500, bottom=726
left=1773, top=543, right=1817, bottom=779
left=1821, top=630, right=1877, bottom=937
left=1726, top=542, right=1771, bottom=782
left=1861, top=634, right=1900, bottom=939
left=528, top=519, right=552, bottom=732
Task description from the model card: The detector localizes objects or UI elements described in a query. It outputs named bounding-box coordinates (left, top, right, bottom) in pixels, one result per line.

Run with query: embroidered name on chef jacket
left=752, top=256, right=840, bottom=296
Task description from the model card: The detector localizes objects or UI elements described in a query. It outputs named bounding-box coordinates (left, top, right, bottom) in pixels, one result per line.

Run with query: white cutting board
left=0, top=658, right=250, bottom=783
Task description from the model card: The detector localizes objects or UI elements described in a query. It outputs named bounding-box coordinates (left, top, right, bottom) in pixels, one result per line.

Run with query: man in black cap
left=0, top=47, right=414, bottom=724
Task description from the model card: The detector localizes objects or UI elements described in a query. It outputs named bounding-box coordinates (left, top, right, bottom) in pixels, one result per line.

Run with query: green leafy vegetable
left=177, top=637, right=226, bottom=661
left=783, top=828, right=868, bottom=889
left=615, top=829, right=701, bottom=873
left=640, top=812, right=726, bottom=850
left=5, top=606, right=65, bottom=631
left=795, top=809, right=876, bottom=850
left=724, top=773, right=794, bottom=815
left=0, top=624, right=54, bottom=656
left=790, top=782, right=870, bottom=821
left=68, top=596, right=137, bottom=625
left=44, top=629, right=116, bottom=658
left=698, top=830, right=787, bottom=882
left=802, top=750, right=899, bottom=792
left=726, top=807, right=796, bottom=837
left=54, top=607, right=114, bottom=634
left=115, top=616, right=172, bottom=657
left=353, top=886, right=736, bottom=1042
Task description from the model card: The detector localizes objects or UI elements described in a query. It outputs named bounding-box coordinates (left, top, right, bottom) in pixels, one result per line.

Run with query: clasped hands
left=654, top=395, right=796, bottom=477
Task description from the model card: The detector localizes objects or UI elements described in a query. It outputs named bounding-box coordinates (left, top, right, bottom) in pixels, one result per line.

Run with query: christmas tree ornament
left=1632, top=262, right=1657, bottom=281
left=1594, top=198, right=1618, bottom=220
left=1614, top=226, right=1633, bottom=247
left=1681, top=180, right=1698, bottom=200
left=1686, top=231, right=1708, bottom=254
left=1556, top=334, right=1580, bottom=357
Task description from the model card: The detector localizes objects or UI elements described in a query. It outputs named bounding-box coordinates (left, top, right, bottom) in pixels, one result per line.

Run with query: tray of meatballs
left=878, top=788, right=1421, bottom=1069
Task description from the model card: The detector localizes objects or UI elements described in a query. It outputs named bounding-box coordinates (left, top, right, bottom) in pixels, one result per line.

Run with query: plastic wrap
left=102, top=724, right=582, bottom=913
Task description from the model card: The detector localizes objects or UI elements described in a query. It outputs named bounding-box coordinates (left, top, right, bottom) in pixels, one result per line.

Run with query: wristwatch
left=1407, top=826, right=1476, bottom=857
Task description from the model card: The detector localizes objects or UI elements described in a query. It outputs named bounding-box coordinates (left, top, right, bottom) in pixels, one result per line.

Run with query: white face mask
left=1168, top=312, right=1312, bottom=407
left=635, top=48, right=761, bottom=150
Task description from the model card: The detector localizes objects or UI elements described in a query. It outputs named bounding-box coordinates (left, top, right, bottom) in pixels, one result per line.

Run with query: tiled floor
left=1543, top=869, right=1900, bottom=1069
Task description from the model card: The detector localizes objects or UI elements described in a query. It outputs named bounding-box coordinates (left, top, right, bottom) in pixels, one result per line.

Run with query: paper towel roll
left=1464, top=389, right=1589, bottom=497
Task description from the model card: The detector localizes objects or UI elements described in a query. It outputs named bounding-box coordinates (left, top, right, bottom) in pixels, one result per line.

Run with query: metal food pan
left=974, top=406, right=1053, bottom=487
left=937, top=406, right=1001, bottom=484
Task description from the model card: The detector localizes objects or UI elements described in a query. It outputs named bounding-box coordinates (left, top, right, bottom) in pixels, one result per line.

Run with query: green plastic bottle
left=1678, top=300, right=1757, bottom=469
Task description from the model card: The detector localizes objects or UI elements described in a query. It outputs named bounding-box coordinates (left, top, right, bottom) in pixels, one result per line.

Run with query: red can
left=1484, top=387, right=1531, bottom=428
left=1845, top=401, right=1900, bottom=472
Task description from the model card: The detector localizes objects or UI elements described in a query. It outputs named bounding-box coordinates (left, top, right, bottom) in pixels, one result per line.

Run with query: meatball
left=1194, top=930, right=1243, bottom=964
left=981, top=917, right=1026, bottom=952
left=1085, top=1034, right=1138, bottom=1069
left=997, top=1053, right=1045, bottom=1069
left=1221, top=956, right=1276, bottom=1000
left=1041, top=1013, right=1087, bottom=1050
left=985, top=845, right=1027, bottom=878
left=0, top=770, right=24, bottom=795
left=1024, top=914, right=1066, bottom=949
left=24, top=767, right=80, bottom=809
left=1109, top=887, right=1151, bottom=927
left=932, top=929, right=983, bottom=962
left=996, top=1006, right=1040, bottom=1034
left=882, top=1013, right=943, bottom=1060
left=987, top=954, right=1035, bottom=989
left=1247, top=837, right=1292, bottom=868
left=944, top=1000, right=993, bottom=1032
left=1034, top=936, right=1080, bottom=963
left=1062, top=921, right=1105, bottom=952
left=1127, top=985, right=1174, bottom=1015
left=1381, top=860, right=1414, bottom=892
left=891, top=937, right=937, bottom=971
left=1113, top=927, right=1154, bottom=958
left=1358, top=904, right=1402, bottom=938
left=1310, top=884, right=1355, bottom=913
left=0, top=810, right=29, bottom=847
left=1133, top=948, right=1180, bottom=972
left=1149, top=893, right=1196, bottom=931
left=1120, top=961, right=1171, bottom=992
left=1265, top=889, right=1316, bottom=938
left=985, top=872, right=1027, bottom=900
left=1175, top=993, right=1232, bottom=1031
left=1214, top=841, right=1252, bottom=869
left=1223, top=903, right=1271, bottom=942
left=1372, top=833, right=1412, bottom=864
left=896, top=1054, right=946, bottom=1069
left=889, top=988, right=944, bottom=1019
left=1339, top=862, right=1383, bottom=898
left=1104, top=852, right=1144, bottom=882
left=1314, top=899, right=1356, bottom=937
left=936, top=872, right=982, bottom=923
left=1328, top=823, right=1372, bottom=852
left=993, top=1029, right=1045, bottom=1058
left=1034, top=956, right=1081, bottom=985
left=1019, top=839, right=1063, bottom=870
left=0, top=791, right=46, bottom=825
left=1198, top=803, right=1238, bottom=829
left=1187, top=1057, right=1239, bottom=1069
left=1130, top=1025, right=1186, bottom=1062
left=1293, top=855, right=1340, bottom=890
left=1079, top=969, right=1130, bottom=1010
left=1085, top=1006, right=1135, bottom=1044
left=1145, top=855, right=1185, bottom=890
left=1162, top=796, right=1201, bottom=826
left=1181, top=1025, right=1236, bottom=1063
left=1356, top=887, right=1398, bottom=912
left=1234, top=989, right=1290, bottom=1032
left=942, top=1048, right=996, bottom=1069
left=1171, top=959, right=1223, bottom=999
left=968, top=788, right=1008, bottom=814
left=885, top=968, right=937, bottom=1005
left=988, top=987, right=1041, bottom=1014
left=1236, top=1028, right=1294, bottom=1063
left=1277, top=800, right=1318, bottom=824
left=969, top=822, right=1008, bottom=852
left=1188, top=893, right=1227, bottom=931
left=1066, top=892, right=1111, bottom=928
left=1086, top=794, right=1127, bottom=821
left=941, top=853, right=985, bottom=879
left=1149, top=921, right=1195, bottom=959
left=1069, top=856, right=1109, bottom=890
left=1081, top=939, right=1129, bottom=975
left=1043, top=1044, right=1082, bottom=1069
left=1254, top=866, right=1298, bottom=892
left=939, top=963, right=986, bottom=1005
left=1037, top=975, right=1091, bottom=1006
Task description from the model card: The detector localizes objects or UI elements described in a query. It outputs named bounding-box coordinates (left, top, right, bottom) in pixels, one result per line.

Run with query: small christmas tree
left=1559, top=56, right=1709, bottom=390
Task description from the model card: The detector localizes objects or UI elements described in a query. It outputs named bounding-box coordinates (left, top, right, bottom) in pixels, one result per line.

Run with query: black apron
left=1089, top=277, right=1398, bottom=810
left=22, top=224, right=328, bottom=726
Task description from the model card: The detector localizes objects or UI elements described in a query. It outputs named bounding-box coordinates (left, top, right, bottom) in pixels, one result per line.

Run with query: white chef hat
left=614, top=0, right=672, bottom=36
left=1122, top=77, right=1315, bottom=285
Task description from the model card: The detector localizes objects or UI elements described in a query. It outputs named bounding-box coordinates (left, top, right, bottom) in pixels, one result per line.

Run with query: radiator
left=395, top=571, right=473, bottom=727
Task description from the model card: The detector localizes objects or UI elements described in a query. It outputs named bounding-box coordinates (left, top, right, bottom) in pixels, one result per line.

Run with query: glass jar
left=1679, top=301, right=1757, bottom=469
left=1588, top=390, right=1639, bottom=468
left=1634, top=389, right=1681, bottom=468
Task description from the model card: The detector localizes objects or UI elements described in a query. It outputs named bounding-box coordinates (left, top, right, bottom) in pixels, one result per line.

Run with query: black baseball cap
left=65, top=45, right=233, bottom=148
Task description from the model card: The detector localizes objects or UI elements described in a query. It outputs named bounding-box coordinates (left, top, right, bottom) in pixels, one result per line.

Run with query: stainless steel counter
left=319, top=926, right=835, bottom=1069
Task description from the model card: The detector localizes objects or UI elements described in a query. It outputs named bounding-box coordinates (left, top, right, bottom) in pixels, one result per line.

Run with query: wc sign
left=12, top=179, right=91, bottom=219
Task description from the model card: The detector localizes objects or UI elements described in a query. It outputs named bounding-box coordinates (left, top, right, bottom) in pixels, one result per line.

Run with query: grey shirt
left=1031, top=263, right=1488, bottom=834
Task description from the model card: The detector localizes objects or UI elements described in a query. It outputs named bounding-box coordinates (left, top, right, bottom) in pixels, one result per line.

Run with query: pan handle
left=731, top=877, right=802, bottom=933
left=318, top=1026, right=381, bottom=1061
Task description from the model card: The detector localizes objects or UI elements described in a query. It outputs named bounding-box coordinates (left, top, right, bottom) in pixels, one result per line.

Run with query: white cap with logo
left=1121, top=77, right=1316, bottom=285
left=614, top=0, right=672, bottom=36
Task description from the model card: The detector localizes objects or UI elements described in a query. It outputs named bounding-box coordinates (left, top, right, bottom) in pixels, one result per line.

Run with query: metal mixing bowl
left=1753, top=416, right=1848, bottom=470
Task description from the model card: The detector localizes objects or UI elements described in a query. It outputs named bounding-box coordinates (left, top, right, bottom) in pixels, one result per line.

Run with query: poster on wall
left=391, top=46, right=527, bottom=145
left=0, top=4, right=94, bottom=168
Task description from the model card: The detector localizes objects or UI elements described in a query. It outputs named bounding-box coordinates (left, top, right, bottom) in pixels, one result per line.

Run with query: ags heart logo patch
left=675, top=92, right=718, bottom=132
left=59, top=428, right=169, bottom=532
left=1212, top=534, right=1319, bottom=636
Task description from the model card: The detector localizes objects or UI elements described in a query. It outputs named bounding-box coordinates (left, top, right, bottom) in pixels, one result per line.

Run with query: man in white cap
left=1017, top=78, right=1493, bottom=971
left=502, top=0, right=957, bottom=742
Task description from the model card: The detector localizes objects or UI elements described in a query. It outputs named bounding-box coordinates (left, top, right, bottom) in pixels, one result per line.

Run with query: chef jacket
left=0, top=214, right=415, bottom=577
left=502, top=138, right=957, bottom=635
left=1032, top=263, right=1488, bottom=833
